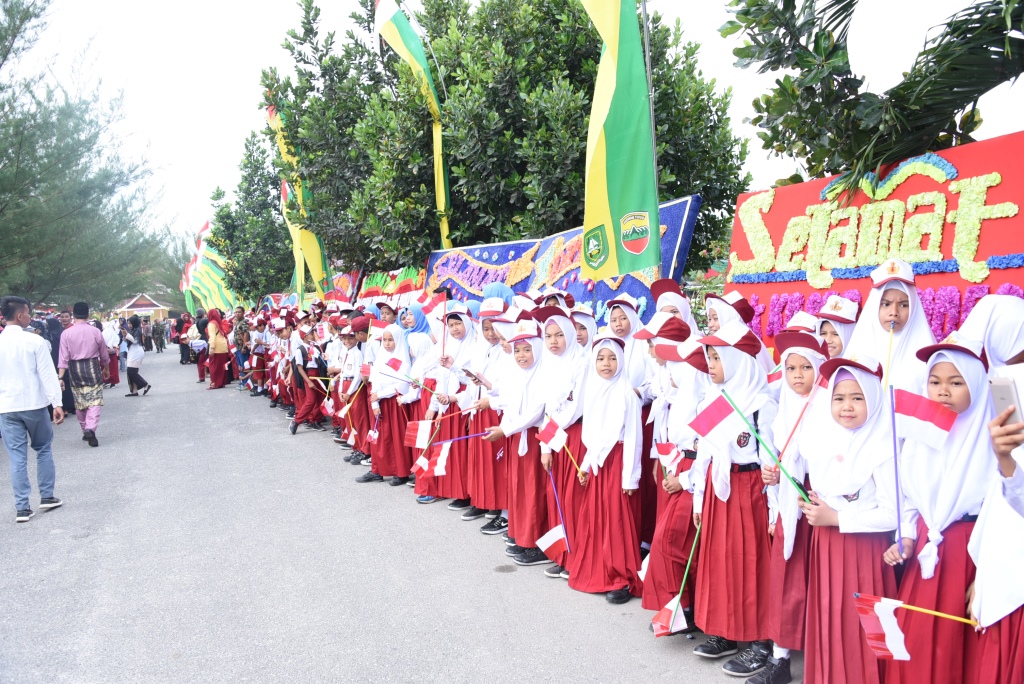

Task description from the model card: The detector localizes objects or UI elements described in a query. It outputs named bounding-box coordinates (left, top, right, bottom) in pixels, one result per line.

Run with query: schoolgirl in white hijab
left=606, top=293, right=652, bottom=395
left=844, top=258, right=935, bottom=391
left=429, top=305, right=478, bottom=414
left=568, top=335, right=645, bottom=603
left=650, top=278, right=699, bottom=332
left=688, top=320, right=777, bottom=666
left=814, top=294, right=858, bottom=358
left=797, top=356, right=897, bottom=684
left=368, top=323, right=411, bottom=403
left=360, top=323, right=413, bottom=483
left=704, top=292, right=775, bottom=372
left=886, top=337, right=993, bottom=684
left=398, top=332, right=436, bottom=405
left=958, top=293, right=1024, bottom=370
left=634, top=313, right=692, bottom=464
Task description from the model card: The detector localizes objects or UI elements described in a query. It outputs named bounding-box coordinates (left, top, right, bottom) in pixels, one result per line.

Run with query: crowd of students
left=180, top=258, right=1024, bottom=684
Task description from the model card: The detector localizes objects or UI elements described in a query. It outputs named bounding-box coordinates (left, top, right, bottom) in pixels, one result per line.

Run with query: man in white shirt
left=0, top=296, right=65, bottom=522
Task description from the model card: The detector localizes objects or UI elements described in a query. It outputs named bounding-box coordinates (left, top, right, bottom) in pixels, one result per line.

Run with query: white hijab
left=958, top=295, right=1024, bottom=370
left=582, top=339, right=643, bottom=489
left=610, top=303, right=648, bottom=388
left=406, top=332, right=437, bottom=381
left=770, top=345, right=826, bottom=559
left=571, top=311, right=597, bottom=351
left=903, top=350, right=994, bottom=578
left=699, top=343, right=773, bottom=502
left=816, top=318, right=856, bottom=358
left=503, top=335, right=547, bottom=455
left=800, top=365, right=893, bottom=511
left=541, top=314, right=588, bottom=427
left=706, top=299, right=775, bottom=373
left=656, top=291, right=699, bottom=336
left=845, top=281, right=935, bottom=390
left=369, top=323, right=411, bottom=395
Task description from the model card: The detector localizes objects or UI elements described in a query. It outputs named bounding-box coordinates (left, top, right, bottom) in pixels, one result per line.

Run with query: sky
left=25, top=0, right=1024, bottom=244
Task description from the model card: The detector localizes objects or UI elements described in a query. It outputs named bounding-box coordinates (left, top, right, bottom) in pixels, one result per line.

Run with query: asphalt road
left=0, top=350, right=803, bottom=683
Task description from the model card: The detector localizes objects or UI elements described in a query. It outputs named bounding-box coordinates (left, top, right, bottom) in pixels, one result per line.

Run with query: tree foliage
left=207, top=132, right=294, bottom=301
left=723, top=0, right=1024, bottom=193
left=0, top=0, right=168, bottom=309
left=260, top=0, right=749, bottom=275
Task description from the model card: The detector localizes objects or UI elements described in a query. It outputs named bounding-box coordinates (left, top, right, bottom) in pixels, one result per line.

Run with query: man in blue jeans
left=0, top=296, right=65, bottom=523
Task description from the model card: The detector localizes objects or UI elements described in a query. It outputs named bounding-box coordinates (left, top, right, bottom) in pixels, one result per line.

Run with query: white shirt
left=0, top=325, right=62, bottom=413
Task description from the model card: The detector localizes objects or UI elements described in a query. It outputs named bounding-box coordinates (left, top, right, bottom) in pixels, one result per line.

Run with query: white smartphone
left=990, top=377, right=1024, bottom=431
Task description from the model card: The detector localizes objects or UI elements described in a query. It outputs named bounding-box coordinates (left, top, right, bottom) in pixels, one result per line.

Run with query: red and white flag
left=367, top=428, right=379, bottom=444
left=336, top=400, right=352, bottom=420
left=421, top=292, right=447, bottom=318
left=538, top=416, right=568, bottom=452
left=688, top=393, right=743, bottom=454
left=346, top=429, right=358, bottom=446
left=404, top=420, right=435, bottom=449
left=431, top=441, right=452, bottom=476
left=412, top=453, right=432, bottom=478
left=854, top=594, right=911, bottom=661
left=654, top=443, right=683, bottom=474
left=767, top=363, right=783, bottom=392
left=894, top=389, right=957, bottom=450
left=416, top=290, right=431, bottom=304
left=321, top=395, right=335, bottom=417
left=360, top=363, right=372, bottom=377
left=536, top=524, right=567, bottom=562
left=369, top=318, right=388, bottom=341
left=385, top=357, right=403, bottom=372
left=652, top=595, right=689, bottom=638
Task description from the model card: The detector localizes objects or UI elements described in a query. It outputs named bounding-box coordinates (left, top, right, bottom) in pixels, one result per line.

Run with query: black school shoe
left=722, top=641, right=772, bottom=677
left=745, top=656, right=791, bottom=684
left=504, top=544, right=526, bottom=557
left=15, top=509, right=34, bottom=523
left=693, top=636, right=739, bottom=659
left=512, top=547, right=551, bottom=566
left=446, top=498, right=471, bottom=511
left=606, top=587, right=632, bottom=604
left=460, top=506, right=487, bottom=521
left=388, top=476, right=410, bottom=486
left=84, top=430, right=99, bottom=447
left=480, top=516, right=508, bottom=535
left=355, top=472, right=384, bottom=483
left=544, top=564, right=564, bottom=578
left=39, top=497, right=63, bottom=511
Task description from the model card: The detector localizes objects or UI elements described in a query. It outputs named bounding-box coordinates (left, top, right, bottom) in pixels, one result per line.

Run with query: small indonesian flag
left=369, top=318, right=388, bottom=341
left=412, top=453, right=432, bottom=478
left=421, top=292, right=447, bottom=318
left=336, top=400, right=352, bottom=419
left=385, top=357, right=402, bottom=372
left=538, top=416, right=568, bottom=452
left=688, top=393, right=743, bottom=454
left=767, top=363, right=783, bottom=391
left=652, top=595, right=689, bottom=638
left=229, top=340, right=238, bottom=354
left=417, top=290, right=430, bottom=304
left=655, top=442, right=683, bottom=474
left=894, top=389, right=957, bottom=450
left=243, top=359, right=251, bottom=370
left=404, top=420, right=434, bottom=449
left=854, top=594, right=911, bottom=661
left=431, top=441, right=452, bottom=476
left=347, top=430, right=358, bottom=446
left=367, top=429, right=379, bottom=444
left=536, top=524, right=568, bottom=562
left=360, top=363, right=372, bottom=377
left=321, top=395, right=335, bottom=417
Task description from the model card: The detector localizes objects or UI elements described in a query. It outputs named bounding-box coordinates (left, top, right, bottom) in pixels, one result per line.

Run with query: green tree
left=723, top=0, right=1024, bottom=193
left=264, top=0, right=748, bottom=274
left=207, top=132, right=294, bottom=301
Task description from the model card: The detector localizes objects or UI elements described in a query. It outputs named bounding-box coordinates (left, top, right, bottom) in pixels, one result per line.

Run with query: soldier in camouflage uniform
left=152, top=319, right=166, bottom=353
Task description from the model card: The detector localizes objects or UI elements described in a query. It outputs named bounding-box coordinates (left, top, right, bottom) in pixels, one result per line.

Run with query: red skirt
left=343, top=383, right=370, bottom=452
left=106, top=351, right=119, bottom=385
left=433, top=396, right=470, bottom=500
left=547, top=421, right=586, bottom=569
left=973, top=605, right=1024, bottom=684
left=507, top=428, right=549, bottom=548
left=251, top=352, right=267, bottom=386
left=804, top=526, right=896, bottom=684
left=766, top=512, right=812, bottom=650
left=369, top=396, right=411, bottom=478
left=567, top=443, right=643, bottom=595
left=413, top=380, right=442, bottom=497
left=639, top=405, right=658, bottom=546
left=467, top=408, right=507, bottom=511
left=209, top=352, right=230, bottom=388
left=641, top=458, right=699, bottom=611
left=694, top=466, right=771, bottom=642
left=888, top=518, right=979, bottom=684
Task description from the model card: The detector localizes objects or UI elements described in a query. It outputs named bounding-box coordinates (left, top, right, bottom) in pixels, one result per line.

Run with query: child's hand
left=989, top=406, right=1024, bottom=476
left=692, top=512, right=702, bottom=527
left=883, top=539, right=915, bottom=566
left=578, top=472, right=589, bottom=486
left=966, top=581, right=978, bottom=626
left=439, top=355, right=454, bottom=369
left=623, top=488, right=637, bottom=496
left=482, top=426, right=505, bottom=442
left=663, top=473, right=682, bottom=494
left=540, top=451, right=553, bottom=471
left=799, top=492, right=840, bottom=527
left=761, top=466, right=780, bottom=487
left=369, top=392, right=378, bottom=404
left=768, top=522, right=776, bottom=537
left=474, top=397, right=490, bottom=411
left=438, top=394, right=450, bottom=405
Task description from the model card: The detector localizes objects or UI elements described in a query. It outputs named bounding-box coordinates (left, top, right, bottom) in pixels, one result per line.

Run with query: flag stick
left=883, top=321, right=905, bottom=556
left=435, top=431, right=489, bottom=445
left=665, top=522, right=701, bottom=633
left=638, top=0, right=660, bottom=189
left=720, top=389, right=811, bottom=503
left=562, top=443, right=584, bottom=478
left=773, top=373, right=825, bottom=472
left=546, top=469, right=571, bottom=554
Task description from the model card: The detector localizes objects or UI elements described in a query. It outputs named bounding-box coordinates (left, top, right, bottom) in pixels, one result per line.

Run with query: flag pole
left=719, top=389, right=811, bottom=503
left=664, top=522, right=701, bottom=634
left=546, top=469, right=572, bottom=554
left=883, top=321, right=905, bottom=556
left=638, top=0, right=660, bottom=195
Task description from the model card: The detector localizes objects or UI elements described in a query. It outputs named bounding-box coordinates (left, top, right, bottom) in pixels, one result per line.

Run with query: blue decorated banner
left=426, top=195, right=701, bottom=323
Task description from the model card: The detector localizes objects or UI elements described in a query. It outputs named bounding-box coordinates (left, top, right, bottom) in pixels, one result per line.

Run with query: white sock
left=772, top=646, right=790, bottom=660
left=501, top=509, right=509, bottom=518
left=641, top=541, right=651, bottom=551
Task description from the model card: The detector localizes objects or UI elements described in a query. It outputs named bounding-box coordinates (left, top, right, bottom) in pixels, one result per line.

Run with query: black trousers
left=179, top=343, right=190, bottom=364
left=127, top=367, right=148, bottom=393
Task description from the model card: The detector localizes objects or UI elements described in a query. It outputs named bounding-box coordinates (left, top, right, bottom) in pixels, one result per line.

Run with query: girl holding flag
left=482, top=318, right=551, bottom=567
left=797, top=356, right=897, bottom=684
left=356, top=324, right=412, bottom=485
left=567, top=333, right=644, bottom=603
left=757, top=330, right=829, bottom=684
left=535, top=305, right=589, bottom=579
left=688, top=320, right=777, bottom=676
left=885, top=336, right=991, bottom=684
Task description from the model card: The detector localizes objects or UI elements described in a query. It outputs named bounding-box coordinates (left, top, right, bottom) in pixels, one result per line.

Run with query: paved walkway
left=0, top=351, right=802, bottom=682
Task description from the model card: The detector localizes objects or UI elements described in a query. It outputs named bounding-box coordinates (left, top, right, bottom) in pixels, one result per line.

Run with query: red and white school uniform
left=568, top=337, right=644, bottom=596
left=800, top=360, right=898, bottom=684
left=367, top=323, right=412, bottom=478
left=691, top=324, right=777, bottom=642
left=339, top=344, right=368, bottom=446
left=765, top=336, right=827, bottom=655
left=428, top=309, right=477, bottom=501
left=889, top=345, right=992, bottom=683
left=537, top=308, right=588, bottom=570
